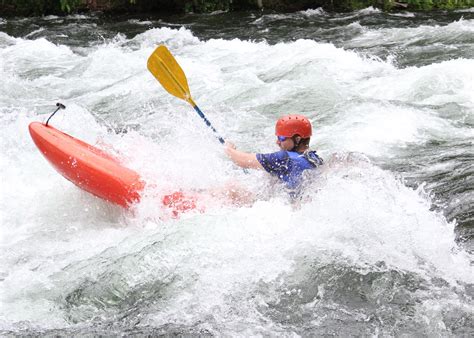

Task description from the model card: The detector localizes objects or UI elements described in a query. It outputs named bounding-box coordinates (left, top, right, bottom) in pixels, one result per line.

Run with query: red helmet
left=275, top=114, right=312, bottom=138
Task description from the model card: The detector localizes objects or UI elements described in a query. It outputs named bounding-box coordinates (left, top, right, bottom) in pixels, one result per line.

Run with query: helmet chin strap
left=290, top=136, right=301, bottom=152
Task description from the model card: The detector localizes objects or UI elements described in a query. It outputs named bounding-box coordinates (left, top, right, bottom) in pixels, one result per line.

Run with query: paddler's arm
left=225, top=142, right=264, bottom=170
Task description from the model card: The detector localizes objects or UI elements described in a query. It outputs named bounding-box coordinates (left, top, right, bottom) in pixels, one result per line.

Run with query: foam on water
left=1, top=24, right=473, bottom=334
left=456, top=7, right=474, bottom=13
left=346, top=18, right=474, bottom=49
left=355, top=58, right=474, bottom=105
left=299, top=8, right=326, bottom=17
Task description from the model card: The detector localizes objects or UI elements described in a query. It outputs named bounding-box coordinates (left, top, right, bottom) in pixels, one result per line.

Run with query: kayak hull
left=29, top=122, right=144, bottom=208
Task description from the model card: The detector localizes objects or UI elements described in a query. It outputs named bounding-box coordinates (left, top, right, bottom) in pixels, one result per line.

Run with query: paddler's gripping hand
left=224, top=141, right=263, bottom=170
left=224, top=141, right=237, bottom=158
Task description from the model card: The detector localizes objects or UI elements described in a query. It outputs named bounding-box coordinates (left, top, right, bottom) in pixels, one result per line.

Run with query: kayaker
left=225, top=114, right=323, bottom=198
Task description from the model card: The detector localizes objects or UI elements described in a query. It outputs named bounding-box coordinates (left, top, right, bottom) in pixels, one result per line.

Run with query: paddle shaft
left=189, top=99, right=224, bottom=144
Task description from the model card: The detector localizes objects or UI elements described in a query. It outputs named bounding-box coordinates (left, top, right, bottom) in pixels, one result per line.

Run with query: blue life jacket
left=256, top=150, right=323, bottom=191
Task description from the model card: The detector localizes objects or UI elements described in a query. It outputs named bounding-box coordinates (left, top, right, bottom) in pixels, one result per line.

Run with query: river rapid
left=1, top=8, right=473, bottom=336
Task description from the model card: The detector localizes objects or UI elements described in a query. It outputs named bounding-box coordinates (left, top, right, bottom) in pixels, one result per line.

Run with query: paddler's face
left=276, top=135, right=294, bottom=150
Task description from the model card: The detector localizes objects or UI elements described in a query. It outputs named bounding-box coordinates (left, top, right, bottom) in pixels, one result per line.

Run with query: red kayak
left=29, top=122, right=198, bottom=216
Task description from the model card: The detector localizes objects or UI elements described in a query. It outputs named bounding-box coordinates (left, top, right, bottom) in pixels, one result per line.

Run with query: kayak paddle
left=147, top=45, right=225, bottom=144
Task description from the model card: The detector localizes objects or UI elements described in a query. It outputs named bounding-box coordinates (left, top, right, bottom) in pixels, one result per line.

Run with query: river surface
left=1, top=7, right=473, bottom=336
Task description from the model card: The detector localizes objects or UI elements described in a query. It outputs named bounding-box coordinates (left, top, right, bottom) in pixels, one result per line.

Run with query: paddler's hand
left=224, top=141, right=237, bottom=157
left=224, top=141, right=263, bottom=170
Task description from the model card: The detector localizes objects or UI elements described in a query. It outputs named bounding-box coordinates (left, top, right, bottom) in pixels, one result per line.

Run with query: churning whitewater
left=1, top=9, right=473, bottom=335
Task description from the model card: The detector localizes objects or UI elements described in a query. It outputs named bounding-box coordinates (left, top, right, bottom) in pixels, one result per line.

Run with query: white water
left=1, top=20, right=473, bottom=334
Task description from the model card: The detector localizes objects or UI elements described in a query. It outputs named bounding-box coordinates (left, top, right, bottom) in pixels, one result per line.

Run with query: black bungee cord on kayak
left=45, top=102, right=66, bottom=126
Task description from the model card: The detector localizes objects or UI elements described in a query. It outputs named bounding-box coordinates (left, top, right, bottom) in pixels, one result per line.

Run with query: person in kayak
left=225, top=114, right=323, bottom=198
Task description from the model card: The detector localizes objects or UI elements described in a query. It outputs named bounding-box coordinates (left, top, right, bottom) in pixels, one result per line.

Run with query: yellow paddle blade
left=147, top=45, right=194, bottom=104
